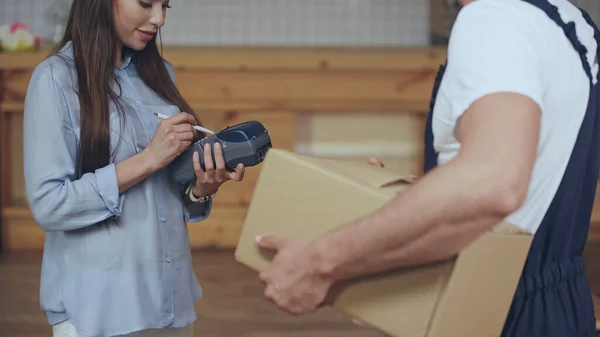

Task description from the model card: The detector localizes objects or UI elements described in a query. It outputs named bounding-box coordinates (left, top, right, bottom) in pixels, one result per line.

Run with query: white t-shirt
left=432, top=0, right=599, bottom=234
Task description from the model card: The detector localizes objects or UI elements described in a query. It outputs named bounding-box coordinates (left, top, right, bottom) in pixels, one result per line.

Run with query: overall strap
left=524, top=0, right=597, bottom=82
left=500, top=3, right=600, bottom=336
left=514, top=0, right=600, bottom=274
left=423, top=62, right=446, bottom=174
left=579, top=7, right=600, bottom=83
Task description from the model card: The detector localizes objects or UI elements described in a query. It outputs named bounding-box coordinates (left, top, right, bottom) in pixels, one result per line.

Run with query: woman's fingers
left=172, top=123, right=194, bottom=133
left=229, top=163, right=245, bottom=182
left=192, top=143, right=245, bottom=185
left=213, top=143, right=226, bottom=170
left=166, top=112, right=197, bottom=126
left=179, top=131, right=195, bottom=142
left=193, top=151, right=203, bottom=175
left=213, top=143, right=229, bottom=182
left=203, top=144, right=215, bottom=182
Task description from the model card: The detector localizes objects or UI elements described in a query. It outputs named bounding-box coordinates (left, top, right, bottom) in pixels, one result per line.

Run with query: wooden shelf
left=0, top=103, right=24, bottom=113
left=593, top=294, right=600, bottom=330
left=2, top=45, right=600, bottom=251
left=1, top=101, right=429, bottom=115
left=1, top=203, right=249, bottom=251
left=2, top=206, right=31, bottom=218
left=0, top=46, right=447, bottom=71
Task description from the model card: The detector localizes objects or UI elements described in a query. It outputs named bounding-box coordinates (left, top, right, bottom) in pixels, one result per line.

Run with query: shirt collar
left=58, top=41, right=134, bottom=70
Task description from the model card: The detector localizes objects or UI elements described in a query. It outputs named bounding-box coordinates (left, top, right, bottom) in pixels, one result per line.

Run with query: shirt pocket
left=109, top=108, right=139, bottom=163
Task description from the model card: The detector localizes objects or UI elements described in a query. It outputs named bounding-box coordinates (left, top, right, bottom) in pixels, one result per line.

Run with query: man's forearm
left=310, top=155, right=524, bottom=282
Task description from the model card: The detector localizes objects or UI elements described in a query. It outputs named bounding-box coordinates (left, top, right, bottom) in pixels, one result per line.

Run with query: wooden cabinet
left=0, top=46, right=446, bottom=251
left=2, top=46, right=599, bottom=251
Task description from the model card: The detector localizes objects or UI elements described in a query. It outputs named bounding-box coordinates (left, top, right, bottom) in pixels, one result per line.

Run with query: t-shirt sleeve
left=444, top=1, right=547, bottom=120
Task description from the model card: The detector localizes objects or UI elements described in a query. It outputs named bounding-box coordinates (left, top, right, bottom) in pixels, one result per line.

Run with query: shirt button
left=160, top=216, right=166, bottom=222
left=165, top=256, right=172, bottom=263
left=135, top=101, right=141, bottom=106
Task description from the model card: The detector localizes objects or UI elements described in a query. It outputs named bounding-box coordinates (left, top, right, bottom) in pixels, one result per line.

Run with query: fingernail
left=215, top=143, right=221, bottom=148
left=255, top=235, right=262, bottom=243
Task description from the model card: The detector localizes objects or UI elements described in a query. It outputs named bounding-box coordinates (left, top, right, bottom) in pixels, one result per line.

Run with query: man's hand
left=256, top=236, right=334, bottom=316
left=367, top=157, right=384, bottom=168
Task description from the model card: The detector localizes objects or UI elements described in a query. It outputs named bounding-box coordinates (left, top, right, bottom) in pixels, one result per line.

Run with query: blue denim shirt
left=23, top=41, right=211, bottom=337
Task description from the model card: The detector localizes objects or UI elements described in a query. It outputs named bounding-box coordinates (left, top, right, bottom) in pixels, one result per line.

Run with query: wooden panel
left=175, top=70, right=436, bottom=105
left=1, top=71, right=434, bottom=115
left=2, top=101, right=429, bottom=116
left=593, top=295, right=600, bottom=330
left=0, top=102, right=24, bottom=113
left=2, top=208, right=42, bottom=251
left=589, top=184, right=600, bottom=243
left=3, top=70, right=31, bottom=103
left=0, top=46, right=447, bottom=71
left=590, top=219, right=600, bottom=243
left=1, top=113, right=12, bottom=209
left=163, top=46, right=447, bottom=71
left=10, top=114, right=25, bottom=206
left=187, top=205, right=248, bottom=249
left=1, top=204, right=249, bottom=251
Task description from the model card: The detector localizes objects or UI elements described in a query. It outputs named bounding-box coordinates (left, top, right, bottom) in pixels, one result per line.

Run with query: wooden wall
left=1, top=46, right=599, bottom=251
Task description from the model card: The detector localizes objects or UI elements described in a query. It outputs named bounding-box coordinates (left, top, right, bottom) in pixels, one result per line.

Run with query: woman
left=22, top=0, right=245, bottom=336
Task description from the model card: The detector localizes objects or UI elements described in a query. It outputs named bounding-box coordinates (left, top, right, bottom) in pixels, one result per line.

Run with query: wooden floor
left=0, top=245, right=598, bottom=337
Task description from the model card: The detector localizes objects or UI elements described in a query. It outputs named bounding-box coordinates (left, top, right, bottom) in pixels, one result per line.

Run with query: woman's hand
left=145, top=112, right=197, bottom=171
left=191, top=142, right=246, bottom=197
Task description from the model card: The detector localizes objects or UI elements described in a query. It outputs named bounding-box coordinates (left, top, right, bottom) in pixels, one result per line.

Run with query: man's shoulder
left=459, top=0, right=551, bottom=19
left=454, top=0, right=557, bottom=40
left=448, top=0, right=553, bottom=60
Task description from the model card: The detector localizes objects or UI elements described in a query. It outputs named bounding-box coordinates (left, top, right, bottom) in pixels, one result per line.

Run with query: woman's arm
left=23, top=63, right=158, bottom=232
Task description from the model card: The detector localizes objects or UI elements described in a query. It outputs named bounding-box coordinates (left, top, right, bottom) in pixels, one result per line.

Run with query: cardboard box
left=235, top=149, right=533, bottom=337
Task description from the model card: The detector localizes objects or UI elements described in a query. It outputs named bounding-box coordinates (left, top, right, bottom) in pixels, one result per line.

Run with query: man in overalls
left=256, top=0, right=600, bottom=335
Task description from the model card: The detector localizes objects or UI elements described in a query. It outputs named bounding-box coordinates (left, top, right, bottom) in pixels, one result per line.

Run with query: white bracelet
left=186, top=183, right=216, bottom=203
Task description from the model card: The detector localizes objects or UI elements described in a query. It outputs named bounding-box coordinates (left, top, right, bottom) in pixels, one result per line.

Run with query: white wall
left=2, top=1, right=599, bottom=47
left=1, top=0, right=429, bottom=46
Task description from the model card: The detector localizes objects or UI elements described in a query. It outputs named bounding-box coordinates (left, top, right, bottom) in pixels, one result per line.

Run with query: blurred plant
left=0, top=22, right=41, bottom=52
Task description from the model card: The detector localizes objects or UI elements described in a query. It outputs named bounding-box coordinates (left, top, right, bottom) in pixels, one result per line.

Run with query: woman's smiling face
left=113, top=0, right=171, bottom=50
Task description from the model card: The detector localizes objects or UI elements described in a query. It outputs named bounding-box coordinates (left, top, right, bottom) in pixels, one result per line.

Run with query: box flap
left=272, top=150, right=415, bottom=193
left=322, top=158, right=417, bottom=189
left=235, top=149, right=397, bottom=270
left=427, top=221, right=533, bottom=337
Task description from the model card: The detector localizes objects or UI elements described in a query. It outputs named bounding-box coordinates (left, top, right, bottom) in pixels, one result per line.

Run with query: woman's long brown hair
left=51, top=0, right=203, bottom=178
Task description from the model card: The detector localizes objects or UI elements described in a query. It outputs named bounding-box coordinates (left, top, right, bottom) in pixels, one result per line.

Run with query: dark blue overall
left=423, top=1, right=600, bottom=336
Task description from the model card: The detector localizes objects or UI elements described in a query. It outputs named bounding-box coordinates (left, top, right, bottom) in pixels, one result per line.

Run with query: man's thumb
left=367, top=156, right=384, bottom=168
left=256, top=235, right=286, bottom=251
